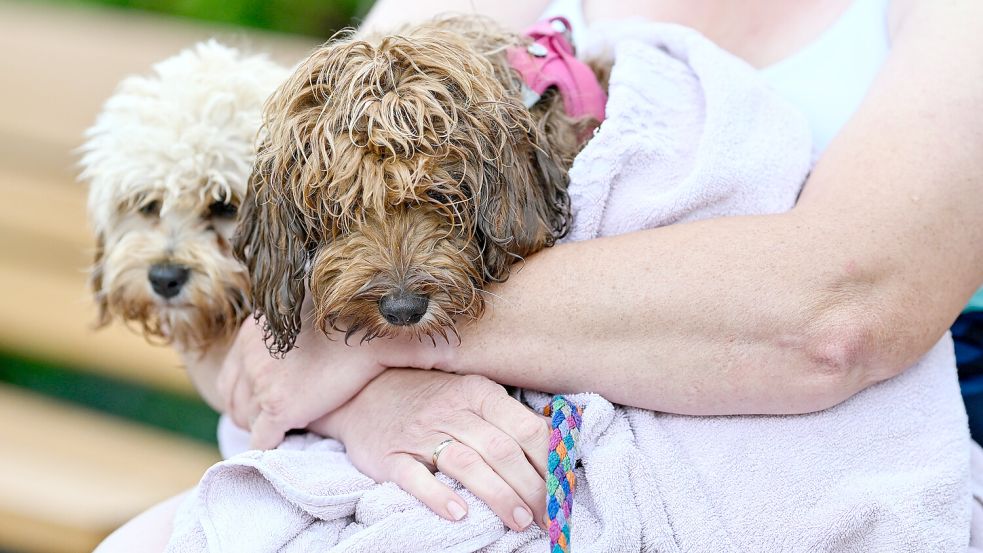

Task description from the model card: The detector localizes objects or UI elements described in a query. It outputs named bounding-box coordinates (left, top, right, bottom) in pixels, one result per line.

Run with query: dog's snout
left=379, top=293, right=429, bottom=326
left=148, top=264, right=190, bottom=299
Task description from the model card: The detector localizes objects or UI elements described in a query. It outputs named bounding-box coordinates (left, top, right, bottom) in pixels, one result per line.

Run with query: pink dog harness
left=507, top=17, right=607, bottom=124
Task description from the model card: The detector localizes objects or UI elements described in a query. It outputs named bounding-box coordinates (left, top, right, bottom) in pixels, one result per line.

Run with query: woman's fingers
left=475, top=385, right=551, bottom=478
left=249, top=410, right=289, bottom=451
left=432, top=438, right=536, bottom=532
left=385, top=454, right=468, bottom=522
left=446, top=414, right=548, bottom=529
left=320, top=372, right=551, bottom=531
left=225, top=365, right=290, bottom=450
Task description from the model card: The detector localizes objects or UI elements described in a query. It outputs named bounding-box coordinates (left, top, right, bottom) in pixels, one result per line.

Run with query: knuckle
left=257, top=397, right=287, bottom=422
left=515, top=415, right=549, bottom=445
left=486, top=481, right=520, bottom=510
left=444, top=445, right=483, bottom=471
left=458, top=374, right=499, bottom=398
left=484, top=433, right=524, bottom=465
left=460, top=376, right=510, bottom=417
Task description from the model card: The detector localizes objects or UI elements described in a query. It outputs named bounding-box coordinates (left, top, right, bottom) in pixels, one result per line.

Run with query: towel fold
left=167, top=22, right=972, bottom=553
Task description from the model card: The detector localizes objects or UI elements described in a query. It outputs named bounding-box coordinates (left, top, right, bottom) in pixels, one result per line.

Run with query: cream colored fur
left=79, top=41, right=289, bottom=351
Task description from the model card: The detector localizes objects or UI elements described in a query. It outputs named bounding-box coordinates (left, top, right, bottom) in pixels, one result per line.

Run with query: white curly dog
left=79, top=41, right=287, bottom=358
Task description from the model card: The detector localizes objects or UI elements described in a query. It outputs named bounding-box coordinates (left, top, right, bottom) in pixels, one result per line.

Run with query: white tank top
left=541, top=0, right=892, bottom=156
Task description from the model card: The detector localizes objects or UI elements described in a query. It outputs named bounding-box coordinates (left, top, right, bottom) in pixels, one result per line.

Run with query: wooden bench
left=0, top=383, right=220, bottom=553
left=0, top=3, right=315, bottom=551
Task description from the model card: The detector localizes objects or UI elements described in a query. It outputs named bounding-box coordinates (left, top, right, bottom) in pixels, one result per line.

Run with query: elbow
left=794, top=303, right=900, bottom=412
left=806, top=323, right=872, bottom=382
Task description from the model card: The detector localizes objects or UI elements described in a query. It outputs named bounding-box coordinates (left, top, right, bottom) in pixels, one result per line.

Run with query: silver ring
left=431, top=438, right=456, bottom=469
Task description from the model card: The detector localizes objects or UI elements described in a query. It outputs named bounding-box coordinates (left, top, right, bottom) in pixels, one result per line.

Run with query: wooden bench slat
left=0, top=383, right=220, bottom=552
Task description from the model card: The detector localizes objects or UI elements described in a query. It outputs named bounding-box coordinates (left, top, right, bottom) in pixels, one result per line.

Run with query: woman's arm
left=423, top=0, right=983, bottom=415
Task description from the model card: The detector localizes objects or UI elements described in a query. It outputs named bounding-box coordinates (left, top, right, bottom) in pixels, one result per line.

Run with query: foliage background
left=49, top=0, right=373, bottom=35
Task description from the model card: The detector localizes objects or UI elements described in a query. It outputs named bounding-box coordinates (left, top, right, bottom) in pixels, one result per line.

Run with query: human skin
left=181, top=0, right=983, bottom=538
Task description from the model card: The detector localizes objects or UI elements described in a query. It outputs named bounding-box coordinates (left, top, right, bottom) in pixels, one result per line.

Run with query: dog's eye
left=427, top=190, right=450, bottom=205
left=207, top=201, right=238, bottom=219
left=139, top=200, right=160, bottom=217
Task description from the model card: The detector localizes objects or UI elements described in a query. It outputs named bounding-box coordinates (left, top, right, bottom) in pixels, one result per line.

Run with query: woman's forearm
left=431, top=0, right=983, bottom=416
left=437, top=210, right=882, bottom=415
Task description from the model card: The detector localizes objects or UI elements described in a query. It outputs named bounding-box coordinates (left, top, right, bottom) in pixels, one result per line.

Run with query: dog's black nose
left=148, top=264, right=190, bottom=299
left=379, top=293, right=429, bottom=326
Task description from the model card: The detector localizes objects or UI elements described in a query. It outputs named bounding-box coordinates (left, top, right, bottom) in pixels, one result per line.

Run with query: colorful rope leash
left=544, top=395, right=583, bottom=553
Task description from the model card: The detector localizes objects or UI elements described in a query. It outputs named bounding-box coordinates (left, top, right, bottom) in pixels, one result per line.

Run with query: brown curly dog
left=236, top=16, right=606, bottom=355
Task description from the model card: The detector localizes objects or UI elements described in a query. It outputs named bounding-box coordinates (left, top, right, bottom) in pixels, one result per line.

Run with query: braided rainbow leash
left=544, top=395, right=583, bottom=553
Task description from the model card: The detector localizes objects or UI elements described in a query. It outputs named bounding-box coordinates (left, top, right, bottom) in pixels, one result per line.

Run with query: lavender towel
left=167, top=22, right=973, bottom=552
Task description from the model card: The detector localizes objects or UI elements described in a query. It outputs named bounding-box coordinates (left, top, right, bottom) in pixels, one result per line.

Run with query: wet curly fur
left=80, top=41, right=288, bottom=352
left=236, top=16, right=602, bottom=355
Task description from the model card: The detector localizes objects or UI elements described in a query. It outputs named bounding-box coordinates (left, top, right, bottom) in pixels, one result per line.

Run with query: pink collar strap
left=507, top=17, right=607, bottom=124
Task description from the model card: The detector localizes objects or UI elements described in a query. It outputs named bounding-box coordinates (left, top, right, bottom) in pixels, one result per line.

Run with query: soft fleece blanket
left=167, top=22, right=972, bottom=552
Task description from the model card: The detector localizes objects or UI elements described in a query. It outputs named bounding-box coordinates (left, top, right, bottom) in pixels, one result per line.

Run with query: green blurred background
left=0, top=1, right=369, bottom=551
left=50, top=0, right=372, bottom=36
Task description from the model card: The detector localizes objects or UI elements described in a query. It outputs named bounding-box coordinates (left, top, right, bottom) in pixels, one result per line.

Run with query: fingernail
left=447, top=501, right=467, bottom=521
left=513, top=506, right=533, bottom=529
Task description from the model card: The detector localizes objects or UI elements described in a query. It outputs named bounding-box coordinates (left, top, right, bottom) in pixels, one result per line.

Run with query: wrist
left=308, top=408, right=346, bottom=440
left=371, top=333, right=455, bottom=371
left=429, top=334, right=458, bottom=372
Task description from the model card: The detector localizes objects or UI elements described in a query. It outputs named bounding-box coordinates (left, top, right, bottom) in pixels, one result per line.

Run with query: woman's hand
left=311, top=369, right=550, bottom=532
left=216, top=317, right=389, bottom=449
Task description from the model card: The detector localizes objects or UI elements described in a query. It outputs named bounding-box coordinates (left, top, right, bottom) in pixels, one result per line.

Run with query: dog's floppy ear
left=475, top=99, right=575, bottom=282
left=233, top=164, right=310, bottom=356
left=90, top=233, right=111, bottom=328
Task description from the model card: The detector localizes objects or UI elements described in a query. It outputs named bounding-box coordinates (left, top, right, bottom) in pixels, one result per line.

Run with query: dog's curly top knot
left=237, top=16, right=601, bottom=355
